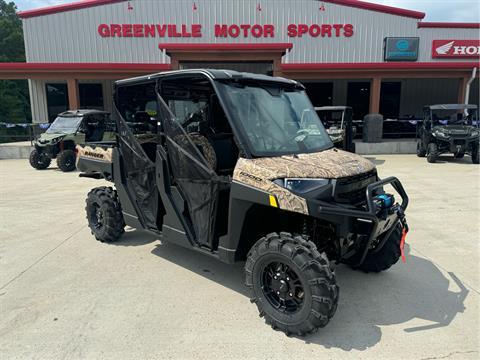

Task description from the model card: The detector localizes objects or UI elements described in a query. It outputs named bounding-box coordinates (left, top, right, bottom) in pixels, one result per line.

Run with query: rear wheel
left=353, top=224, right=403, bottom=273
left=57, top=149, right=76, bottom=172
left=427, top=143, right=438, bottom=163
left=86, top=186, right=125, bottom=242
left=416, top=142, right=426, bottom=157
left=29, top=149, right=51, bottom=170
left=245, top=232, right=338, bottom=336
left=472, top=145, right=479, bottom=164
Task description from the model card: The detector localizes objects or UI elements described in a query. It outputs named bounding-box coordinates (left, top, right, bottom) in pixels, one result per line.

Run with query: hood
left=36, top=133, right=65, bottom=144
left=234, top=148, right=375, bottom=182
left=433, top=125, right=477, bottom=136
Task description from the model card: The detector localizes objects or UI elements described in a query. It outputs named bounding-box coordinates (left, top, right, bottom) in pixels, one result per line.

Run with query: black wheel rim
left=65, top=156, right=74, bottom=168
left=260, top=261, right=305, bottom=314
left=90, top=203, right=104, bottom=229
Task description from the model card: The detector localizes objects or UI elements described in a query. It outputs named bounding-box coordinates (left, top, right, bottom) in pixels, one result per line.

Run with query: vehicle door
left=114, top=108, right=159, bottom=230
left=155, top=86, right=220, bottom=248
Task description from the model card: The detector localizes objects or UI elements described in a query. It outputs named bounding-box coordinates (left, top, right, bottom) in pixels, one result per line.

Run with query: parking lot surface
left=0, top=156, right=479, bottom=360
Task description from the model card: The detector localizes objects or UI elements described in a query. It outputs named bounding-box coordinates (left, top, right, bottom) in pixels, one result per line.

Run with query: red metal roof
left=17, top=0, right=125, bottom=19
left=418, top=22, right=480, bottom=29
left=326, top=0, right=424, bottom=19
left=0, top=62, right=476, bottom=73
left=17, top=0, right=425, bottom=19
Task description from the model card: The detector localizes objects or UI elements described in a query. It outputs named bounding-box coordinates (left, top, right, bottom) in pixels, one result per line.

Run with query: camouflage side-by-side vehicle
left=29, top=109, right=115, bottom=172
left=77, top=70, right=409, bottom=336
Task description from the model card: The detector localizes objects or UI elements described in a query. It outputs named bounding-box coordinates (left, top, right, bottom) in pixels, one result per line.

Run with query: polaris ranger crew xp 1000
left=77, top=70, right=409, bottom=336
left=29, top=110, right=115, bottom=171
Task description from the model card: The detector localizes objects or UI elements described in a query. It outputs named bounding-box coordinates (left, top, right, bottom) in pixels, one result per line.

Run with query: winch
left=373, top=194, right=395, bottom=216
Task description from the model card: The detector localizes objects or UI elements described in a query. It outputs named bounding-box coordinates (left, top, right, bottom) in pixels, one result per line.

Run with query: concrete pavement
left=0, top=155, right=479, bottom=359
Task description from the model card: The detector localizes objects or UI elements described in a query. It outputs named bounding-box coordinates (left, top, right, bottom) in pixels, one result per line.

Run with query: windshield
left=431, top=109, right=478, bottom=126
left=46, top=116, right=83, bottom=134
left=217, top=82, right=332, bottom=156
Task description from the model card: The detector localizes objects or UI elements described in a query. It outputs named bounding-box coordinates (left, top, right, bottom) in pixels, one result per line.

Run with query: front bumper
left=437, top=137, right=478, bottom=153
left=34, top=143, right=58, bottom=158
left=307, top=177, right=409, bottom=266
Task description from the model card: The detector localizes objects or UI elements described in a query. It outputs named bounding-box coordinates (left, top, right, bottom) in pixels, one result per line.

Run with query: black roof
left=426, top=104, right=478, bottom=110
left=115, top=69, right=302, bottom=88
left=58, top=109, right=109, bottom=117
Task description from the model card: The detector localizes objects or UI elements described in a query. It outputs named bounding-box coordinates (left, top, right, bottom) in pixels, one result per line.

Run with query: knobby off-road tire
left=416, top=142, right=426, bottom=157
left=29, top=149, right=51, bottom=170
left=354, top=224, right=403, bottom=273
left=472, top=145, right=479, bottom=164
left=86, top=186, right=125, bottom=243
left=245, top=232, right=339, bottom=336
left=57, top=149, right=76, bottom=172
left=427, top=143, right=438, bottom=163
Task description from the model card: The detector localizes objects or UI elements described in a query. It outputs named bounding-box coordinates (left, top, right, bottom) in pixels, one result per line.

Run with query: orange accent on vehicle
left=400, top=228, right=407, bottom=263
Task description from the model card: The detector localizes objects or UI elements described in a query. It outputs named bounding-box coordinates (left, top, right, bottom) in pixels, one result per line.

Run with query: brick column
left=369, top=77, right=382, bottom=114
left=67, top=78, right=80, bottom=110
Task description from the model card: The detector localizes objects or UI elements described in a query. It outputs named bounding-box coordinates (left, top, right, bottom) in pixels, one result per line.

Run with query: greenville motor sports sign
left=97, top=23, right=355, bottom=39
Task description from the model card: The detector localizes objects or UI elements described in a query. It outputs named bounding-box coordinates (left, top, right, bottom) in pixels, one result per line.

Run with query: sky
left=14, top=0, right=480, bottom=22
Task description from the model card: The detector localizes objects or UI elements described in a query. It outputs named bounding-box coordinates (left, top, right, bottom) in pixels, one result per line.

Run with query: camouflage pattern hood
left=234, top=148, right=375, bottom=181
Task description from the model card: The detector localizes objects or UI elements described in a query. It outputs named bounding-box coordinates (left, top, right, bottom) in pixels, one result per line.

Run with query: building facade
left=1, top=0, right=478, bottom=124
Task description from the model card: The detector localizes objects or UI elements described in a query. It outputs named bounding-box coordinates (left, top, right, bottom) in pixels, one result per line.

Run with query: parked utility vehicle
left=315, top=106, right=356, bottom=152
left=416, top=104, right=479, bottom=164
left=78, top=70, right=409, bottom=336
left=29, top=109, right=115, bottom=171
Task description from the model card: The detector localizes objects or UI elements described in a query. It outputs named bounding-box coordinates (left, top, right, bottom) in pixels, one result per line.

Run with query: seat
left=174, top=133, right=217, bottom=170
left=134, top=111, right=156, bottom=133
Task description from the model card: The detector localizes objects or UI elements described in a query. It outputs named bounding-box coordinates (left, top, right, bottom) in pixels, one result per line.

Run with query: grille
left=335, top=169, right=377, bottom=205
left=454, top=139, right=465, bottom=145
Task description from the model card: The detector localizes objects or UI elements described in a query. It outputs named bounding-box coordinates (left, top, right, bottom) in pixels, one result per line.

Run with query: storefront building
left=0, top=0, right=478, bottom=124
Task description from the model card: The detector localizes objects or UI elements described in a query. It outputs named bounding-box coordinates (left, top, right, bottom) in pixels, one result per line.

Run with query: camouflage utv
left=77, top=70, right=409, bottom=336
left=29, top=110, right=115, bottom=172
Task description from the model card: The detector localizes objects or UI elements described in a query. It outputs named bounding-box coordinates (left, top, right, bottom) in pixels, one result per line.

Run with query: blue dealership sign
left=384, top=37, right=419, bottom=61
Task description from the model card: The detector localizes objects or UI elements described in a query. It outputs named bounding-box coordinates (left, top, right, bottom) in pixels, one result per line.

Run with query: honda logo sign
left=432, top=40, right=480, bottom=58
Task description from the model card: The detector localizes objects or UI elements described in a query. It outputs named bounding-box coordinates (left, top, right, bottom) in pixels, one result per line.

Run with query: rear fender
left=76, top=144, right=114, bottom=180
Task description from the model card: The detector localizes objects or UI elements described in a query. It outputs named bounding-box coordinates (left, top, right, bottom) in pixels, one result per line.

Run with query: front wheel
left=472, top=145, right=479, bottom=164
left=353, top=224, right=403, bottom=273
left=245, top=232, right=338, bottom=336
left=86, top=186, right=125, bottom=242
left=29, top=149, right=51, bottom=170
left=57, top=149, right=76, bottom=172
left=416, top=142, right=426, bottom=157
left=427, top=143, right=438, bottom=163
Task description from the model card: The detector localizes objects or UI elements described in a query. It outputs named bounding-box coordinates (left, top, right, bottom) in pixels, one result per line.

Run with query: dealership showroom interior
left=0, top=0, right=479, bottom=359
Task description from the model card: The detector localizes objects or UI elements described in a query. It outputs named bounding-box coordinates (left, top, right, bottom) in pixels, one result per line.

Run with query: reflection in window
left=45, top=83, right=68, bottom=122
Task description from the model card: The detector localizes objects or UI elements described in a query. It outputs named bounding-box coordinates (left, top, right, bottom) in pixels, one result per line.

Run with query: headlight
left=273, top=178, right=330, bottom=194
left=471, top=130, right=479, bottom=137
left=433, top=130, right=448, bottom=138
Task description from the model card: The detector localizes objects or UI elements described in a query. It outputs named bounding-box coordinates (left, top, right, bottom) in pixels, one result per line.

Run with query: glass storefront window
left=45, top=83, right=68, bottom=122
